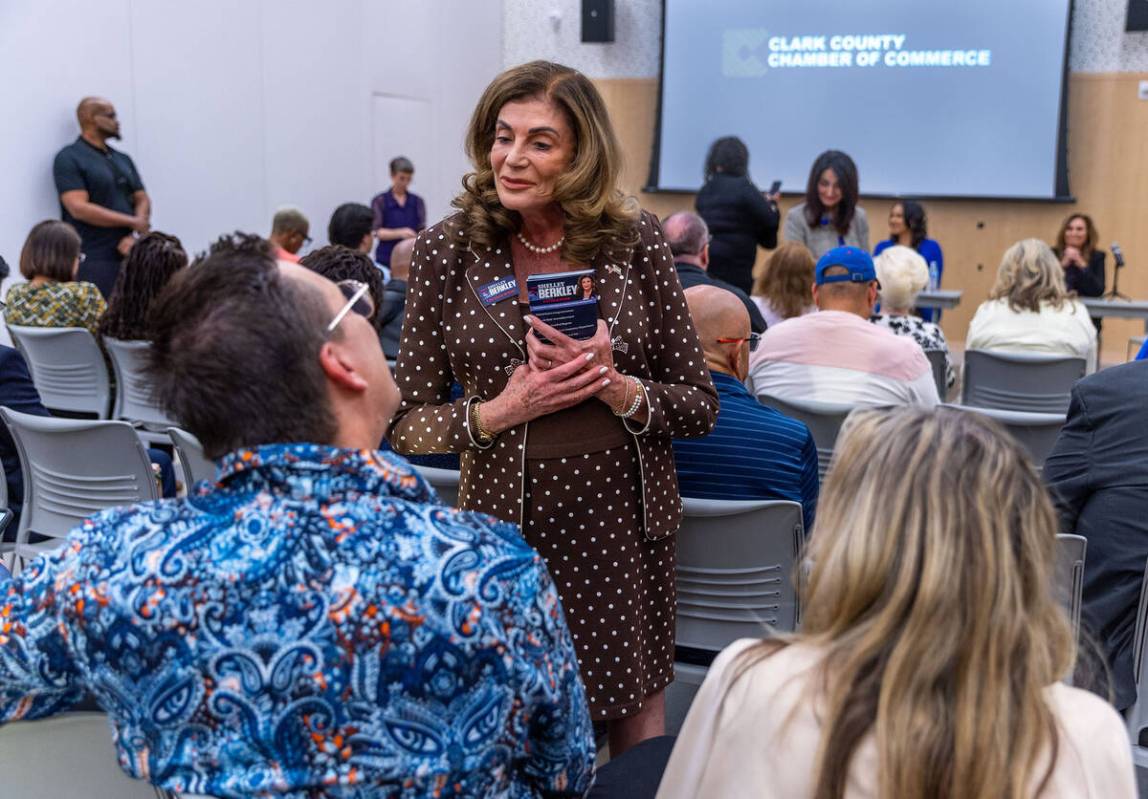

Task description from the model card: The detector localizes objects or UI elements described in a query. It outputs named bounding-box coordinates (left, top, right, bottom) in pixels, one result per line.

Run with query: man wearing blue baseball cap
left=748, top=246, right=939, bottom=407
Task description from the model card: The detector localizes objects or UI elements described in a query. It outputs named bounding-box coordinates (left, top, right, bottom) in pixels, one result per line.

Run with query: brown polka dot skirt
left=522, top=443, right=676, bottom=721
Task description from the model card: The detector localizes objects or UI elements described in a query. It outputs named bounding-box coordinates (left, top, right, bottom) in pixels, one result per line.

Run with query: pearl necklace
left=517, top=231, right=565, bottom=255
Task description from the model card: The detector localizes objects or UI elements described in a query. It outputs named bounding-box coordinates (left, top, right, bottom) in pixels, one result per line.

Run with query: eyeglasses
left=303, top=234, right=313, bottom=246
left=716, top=332, right=762, bottom=353
left=327, top=280, right=374, bottom=332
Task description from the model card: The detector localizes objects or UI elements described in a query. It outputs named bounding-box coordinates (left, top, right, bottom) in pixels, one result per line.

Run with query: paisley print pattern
left=0, top=444, right=594, bottom=798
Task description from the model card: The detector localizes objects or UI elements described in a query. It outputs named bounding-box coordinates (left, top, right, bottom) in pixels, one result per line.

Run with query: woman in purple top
left=371, top=156, right=426, bottom=266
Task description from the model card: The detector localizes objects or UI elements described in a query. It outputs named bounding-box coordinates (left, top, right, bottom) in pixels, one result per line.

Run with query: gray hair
left=663, top=211, right=709, bottom=257
left=875, top=245, right=929, bottom=311
left=271, top=206, right=309, bottom=236
left=389, top=156, right=414, bottom=175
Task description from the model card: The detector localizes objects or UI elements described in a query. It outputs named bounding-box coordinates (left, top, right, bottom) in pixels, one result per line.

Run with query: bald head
left=390, top=237, right=415, bottom=280
left=76, top=96, right=120, bottom=142
left=663, top=211, right=709, bottom=268
left=684, top=285, right=750, bottom=379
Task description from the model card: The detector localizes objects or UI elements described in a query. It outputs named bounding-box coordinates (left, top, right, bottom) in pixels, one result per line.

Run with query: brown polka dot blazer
left=388, top=209, right=718, bottom=541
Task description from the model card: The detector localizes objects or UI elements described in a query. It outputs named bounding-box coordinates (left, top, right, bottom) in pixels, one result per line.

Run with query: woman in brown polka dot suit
left=388, top=61, right=718, bottom=755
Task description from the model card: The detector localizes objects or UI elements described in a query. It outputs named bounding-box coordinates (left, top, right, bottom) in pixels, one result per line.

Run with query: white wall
left=0, top=0, right=503, bottom=273
left=502, top=0, right=1148, bottom=79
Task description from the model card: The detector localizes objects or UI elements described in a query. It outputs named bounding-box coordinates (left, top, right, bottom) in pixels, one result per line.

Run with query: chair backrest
left=1127, top=556, right=1148, bottom=742
left=925, top=348, right=947, bottom=399
left=1053, top=533, right=1086, bottom=643
left=413, top=465, right=461, bottom=507
left=756, top=394, right=854, bottom=480
left=940, top=404, right=1065, bottom=468
left=962, top=349, right=1085, bottom=413
left=676, top=498, right=804, bottom=651
left=0, top=713, right=158, bottom=798
left=105, top=338, right=177, bottom=427
left=167, top=427, right=216, bottom=489
left=1, top=408, right=159, bottom=542
left=8, top=325, right=110, bottom=417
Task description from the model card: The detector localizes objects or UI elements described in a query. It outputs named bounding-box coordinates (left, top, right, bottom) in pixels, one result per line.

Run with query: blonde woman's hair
left=453, top=61, right=639, bottom=264
left=753, top=241, right=815, bottom=320
left=731, top=408, right=1074, bottom=799
left=991, top=238, right=1072, bottom=313
left=874, top=245, right=928, bottom=311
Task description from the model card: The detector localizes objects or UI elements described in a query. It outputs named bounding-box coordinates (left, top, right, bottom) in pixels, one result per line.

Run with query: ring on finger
left=546, top=359, right=553, bottom=369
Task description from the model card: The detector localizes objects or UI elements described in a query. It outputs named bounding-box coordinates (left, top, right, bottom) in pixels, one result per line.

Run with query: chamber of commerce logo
left=722, top=28, right=769, bottom=77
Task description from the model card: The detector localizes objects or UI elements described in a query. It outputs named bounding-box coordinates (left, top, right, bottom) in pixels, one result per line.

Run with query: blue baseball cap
left=815, top=246, right=877, bottom=286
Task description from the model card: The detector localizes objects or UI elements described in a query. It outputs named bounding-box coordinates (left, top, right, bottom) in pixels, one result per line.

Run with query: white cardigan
left=657, top=639, right=1136, bottom=798
left=965, top=298, right=1098, bottom=372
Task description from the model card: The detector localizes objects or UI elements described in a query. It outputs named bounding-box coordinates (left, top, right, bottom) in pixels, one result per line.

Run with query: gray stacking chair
left=8, top=325, right=111, bottom=417
left=1126, top=557, right=1148, bottom=765
left=757, top=394, right=854, bottom=480
left=925, top=348, right=947, bottom=400
left=940, top=404, right=1065, bottom=469
left=1054, top=534, right=1086, bottom=644
left=105, top=338, right=177, bottom=429
left=961, top=349, right=1085, bottom=414
left=0, top=713, right=162, bottom=799
left=167, top=427, right=216, bottom=490
left=1, top=408, right=159, bottom=567
left=413, top=465, right=461, bottom=507
left=667, top=498, right=805, bottom=734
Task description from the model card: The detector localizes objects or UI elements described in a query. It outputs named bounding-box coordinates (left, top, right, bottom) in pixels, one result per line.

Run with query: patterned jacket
left=388, top=210, right=719, bottom=541
left=0, top=444, right=594, bottom=798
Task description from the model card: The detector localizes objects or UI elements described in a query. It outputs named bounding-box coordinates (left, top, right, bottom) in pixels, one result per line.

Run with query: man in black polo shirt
left=53, top=96, right=150, bottom=297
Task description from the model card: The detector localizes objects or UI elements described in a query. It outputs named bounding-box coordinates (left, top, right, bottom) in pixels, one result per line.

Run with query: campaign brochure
left=527, top=269, right=599, bottom=342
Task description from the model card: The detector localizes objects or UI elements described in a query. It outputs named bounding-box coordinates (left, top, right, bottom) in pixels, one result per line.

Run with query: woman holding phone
left=695, top=136, right=781, bottom=294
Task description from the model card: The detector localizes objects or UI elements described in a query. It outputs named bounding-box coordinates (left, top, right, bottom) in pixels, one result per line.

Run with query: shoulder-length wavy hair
left=895, top=199, right=928, bottom=250
left=803, top=150, right=859, bottom=236
left=703, top=136, right=749, bottom=181
left=753, top=241, right=814, bottom=319
left=453, top=60, right=639, bottom=265
left=991, top=238, right=1073, bottom=313
left=726, top=407, right=1074, bottom=799
left=1054, top=213, right=1098, bottom=260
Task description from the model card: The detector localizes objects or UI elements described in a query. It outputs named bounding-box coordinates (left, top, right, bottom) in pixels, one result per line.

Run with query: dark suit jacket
left=0, top=345, right=52, bottom=535
left=378, top=278, right=407, bottom=360
left=674, top=261, right=767, bottom=334
left=1045, top=360, right=1148, bottom=709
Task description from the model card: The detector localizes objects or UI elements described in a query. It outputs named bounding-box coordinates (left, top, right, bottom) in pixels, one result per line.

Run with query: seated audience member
left=98, top=231, right=187, bottom=341
left=874, top=199, right=944, bottom=322
left=300, top=244, right=385, bottom=341
left=749, top=247, right=938, bottom=407
left=871, top=245, right=955, bottom=392
left=5, top=220, right=105, bottom=336
left=751, top=241, right=816, bottom=328
left=1053, top=213, right=1105, bottom=331
left=673, top=285, right=818, bottom=532
left=659, top=408, right=1135, bottom=798
left=0, top=235, right=594, bottom=798
left=967, top=239, right=1097, bottom=371
left=663, top=211, right=767, bottom=333
left=267, top=206, right=310, bottom=263
left=379, top=237, right=414, bottom=360
left=1045, top=359, right=1148, bottom=712
left=328, top=202, right=375, bottom=255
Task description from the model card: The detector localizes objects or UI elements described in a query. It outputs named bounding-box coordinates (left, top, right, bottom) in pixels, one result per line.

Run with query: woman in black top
left=695, top=136, right=779, bottom=293
left=1053, top=213, right=1105, bottom=330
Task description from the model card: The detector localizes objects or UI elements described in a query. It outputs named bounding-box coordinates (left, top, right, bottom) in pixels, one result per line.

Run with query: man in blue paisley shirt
left=0, top=235, right=595, bottom=798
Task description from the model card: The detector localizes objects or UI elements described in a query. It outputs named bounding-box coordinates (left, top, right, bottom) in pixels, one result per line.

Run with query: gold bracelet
left=611, top=374, right=633, bottom=415
left=470, top=400, right=494, bottom=445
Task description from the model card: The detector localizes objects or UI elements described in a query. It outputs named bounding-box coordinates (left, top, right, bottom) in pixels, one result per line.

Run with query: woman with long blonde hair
left=658, top=408, right=1134, bottom=798
left=966, top=238, right=1097, bottom=371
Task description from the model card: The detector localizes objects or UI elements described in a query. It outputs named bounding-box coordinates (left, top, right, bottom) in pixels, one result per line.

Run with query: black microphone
left=1112, top=242, right=1126, bottom=268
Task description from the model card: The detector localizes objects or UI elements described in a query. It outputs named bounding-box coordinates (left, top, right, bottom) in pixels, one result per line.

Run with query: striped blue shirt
left=673, top=371, right=819, bottom=533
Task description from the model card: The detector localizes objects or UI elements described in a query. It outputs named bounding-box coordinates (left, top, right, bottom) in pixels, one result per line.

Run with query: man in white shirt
left=749, top=246, right=938, bottom=407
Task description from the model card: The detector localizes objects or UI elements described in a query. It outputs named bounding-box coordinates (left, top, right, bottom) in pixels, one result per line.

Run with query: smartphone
left=768, top=179, right=782, bottom=195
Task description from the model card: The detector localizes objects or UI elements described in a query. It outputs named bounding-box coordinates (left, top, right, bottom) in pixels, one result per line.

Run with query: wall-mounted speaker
left=582, top=0, right=615, bottom=43
left=1128, top=0, right=1148, bottom=31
